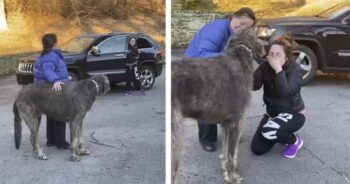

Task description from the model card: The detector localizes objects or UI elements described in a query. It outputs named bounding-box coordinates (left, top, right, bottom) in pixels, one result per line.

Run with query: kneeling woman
left=251, top=34, right=306, bottom=158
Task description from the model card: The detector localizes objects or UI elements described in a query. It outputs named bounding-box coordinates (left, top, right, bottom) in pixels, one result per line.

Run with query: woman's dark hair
left=232, top=7, right=256, bottom=26
left=128, top=37, right=138, bottom=49
left=267, top=33, right=299, bottom=66
left=41, top=33, right=57, bottom=56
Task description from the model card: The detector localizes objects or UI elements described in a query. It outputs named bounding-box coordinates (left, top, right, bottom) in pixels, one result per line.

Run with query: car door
left=86, top=35, right=128, bottom=79
left=333, top=14, right=350, bottom=68
left=318, top=14, right=350, bottom=69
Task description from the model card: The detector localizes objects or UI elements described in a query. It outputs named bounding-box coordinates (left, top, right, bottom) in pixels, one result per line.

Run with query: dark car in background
left=257, top=1, right=350, bottom=84
left=16, top=32, right=164, bottom=89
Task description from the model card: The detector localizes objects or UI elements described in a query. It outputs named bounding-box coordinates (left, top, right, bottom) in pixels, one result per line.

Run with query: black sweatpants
left=46, top=116, right=67, bottom=146
left=126, top=65, right=142, bottom=91
left=198, top=121, right=217, bottom=144
left=250, top=112, right=305, bottom=155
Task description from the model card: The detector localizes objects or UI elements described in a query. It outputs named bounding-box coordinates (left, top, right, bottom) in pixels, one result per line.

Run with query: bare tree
left=0, top=0, right=8, bottom=31
left=290, top=0, right=305, bottom=6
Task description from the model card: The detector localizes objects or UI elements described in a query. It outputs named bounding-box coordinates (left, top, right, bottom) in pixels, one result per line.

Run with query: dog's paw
left=70, top=155, right=81, bottom=162
left=231, top=173, right=243, bottom=184
left=223, top=172, right=243, bottom=184
left=221, top=159, right=228, bottom=171
left=38, top=155, right=48, bottom=160
left=78, top=149, right=90, bottom=156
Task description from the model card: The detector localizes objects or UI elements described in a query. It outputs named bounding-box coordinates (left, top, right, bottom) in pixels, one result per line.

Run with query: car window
left=137, top=38, right=154, bottom=49
left=99, top=36, right=127, bottom=53
left=59, top=37, right=96, bottom=53
left=317, top=3, right=350, bottom=19
left=343, top=15, right=350, bottom=24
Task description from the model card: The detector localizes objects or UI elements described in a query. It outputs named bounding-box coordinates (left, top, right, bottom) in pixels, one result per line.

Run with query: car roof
left=79, top=32, right=148, bottom=39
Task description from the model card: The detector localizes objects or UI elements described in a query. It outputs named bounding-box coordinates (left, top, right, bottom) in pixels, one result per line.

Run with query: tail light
left=158, top=49, right=164, bottom=58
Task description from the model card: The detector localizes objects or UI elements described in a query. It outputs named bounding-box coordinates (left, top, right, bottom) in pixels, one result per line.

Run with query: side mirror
left=91, top=46, right=101, bottom=56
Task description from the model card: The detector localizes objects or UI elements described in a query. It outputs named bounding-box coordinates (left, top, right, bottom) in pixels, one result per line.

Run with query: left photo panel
left=0, top=0, right=165, bottom=183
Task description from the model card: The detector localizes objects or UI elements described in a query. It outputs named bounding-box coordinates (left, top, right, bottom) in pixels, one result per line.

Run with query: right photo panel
left=171, top=0, right=350, bottom=183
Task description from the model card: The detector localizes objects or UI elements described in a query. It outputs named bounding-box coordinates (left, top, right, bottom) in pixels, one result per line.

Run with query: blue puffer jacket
left=184, top=18, right=235, bottom=58
left=34, top=49, right=69, bottom=83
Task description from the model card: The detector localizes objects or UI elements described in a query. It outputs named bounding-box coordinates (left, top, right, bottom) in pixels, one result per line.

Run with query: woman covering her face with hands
left=251, top=34, right=306, bottom=158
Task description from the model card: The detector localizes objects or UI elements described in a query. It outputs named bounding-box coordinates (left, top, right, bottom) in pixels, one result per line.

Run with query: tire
left=68, top=71, right=79, bottom=81
left=292, top=44, right=318, bottom=85
left=110, top=82, right=116, bottom=88
left=139, top=65, right=155, bottom=90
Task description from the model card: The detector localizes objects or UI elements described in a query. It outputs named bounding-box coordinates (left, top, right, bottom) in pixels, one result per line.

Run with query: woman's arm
left=196, top=23, right=226, bottom=58
left=197, top=36, right=224, bottom=58
left=274, top=65, right=303, bottom=97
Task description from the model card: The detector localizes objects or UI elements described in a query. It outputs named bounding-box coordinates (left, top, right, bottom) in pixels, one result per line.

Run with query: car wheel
left=110, top=82, right=116, bottom=88
left=292, top=44, right=318, bottom=85
left=139, top=65, right=155, bottom=90
left=68, top=72, right=79, bottom=81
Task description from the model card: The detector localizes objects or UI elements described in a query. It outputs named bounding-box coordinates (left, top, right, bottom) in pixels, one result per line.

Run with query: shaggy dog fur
left=172, top=30, right=264, bottom=184
left=13, top=75, right=110, bottom=161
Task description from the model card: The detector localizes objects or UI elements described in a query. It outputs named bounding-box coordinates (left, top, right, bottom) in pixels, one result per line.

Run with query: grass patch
left=0, top=52, right=37, bottom=76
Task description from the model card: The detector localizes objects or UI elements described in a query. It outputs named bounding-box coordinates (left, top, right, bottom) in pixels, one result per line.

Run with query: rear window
left=137, top=38, right=154, bottom=49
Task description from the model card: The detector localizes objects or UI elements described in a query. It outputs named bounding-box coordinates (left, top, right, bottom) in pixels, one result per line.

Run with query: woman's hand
left=266, top=55, right=283, bottom=73
left=52, top=81, right=64, bottom=91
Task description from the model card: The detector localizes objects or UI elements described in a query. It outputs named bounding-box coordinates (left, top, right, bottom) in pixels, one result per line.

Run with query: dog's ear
left=247, top=28, right=257, bottom=37
left=90, top=75, right=110, bottom=95
left=236, top=28, right=255, bottom=37
left=225, top=36, right=237, bottom=50
left=256, top=41, right=266, bottom=58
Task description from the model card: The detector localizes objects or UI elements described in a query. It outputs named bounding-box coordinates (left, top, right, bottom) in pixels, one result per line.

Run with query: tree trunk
left=0, top=0, right=8, bottom=31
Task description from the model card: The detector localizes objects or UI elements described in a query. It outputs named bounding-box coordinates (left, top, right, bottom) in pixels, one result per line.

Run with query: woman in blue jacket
left=34, top=33, right=70, bottom=149
left=184, top=7, right=256, bottom=152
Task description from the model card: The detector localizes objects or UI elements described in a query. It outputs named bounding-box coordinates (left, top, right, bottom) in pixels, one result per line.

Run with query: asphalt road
left=0, top=72, right=165, bottom=184
left=172, top=50, right=350, bottom=184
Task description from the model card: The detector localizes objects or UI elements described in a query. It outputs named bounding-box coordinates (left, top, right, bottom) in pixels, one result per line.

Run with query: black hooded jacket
left=126, top=45, right=139, bottom=67
left=253, top=59, right=305, bottom=116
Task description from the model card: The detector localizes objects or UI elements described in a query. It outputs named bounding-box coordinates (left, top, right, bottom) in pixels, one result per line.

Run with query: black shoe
left=57, top=141, right=70, bottom=150
left=201, top=142, right=216, bottom=152
left=46, top=143, right=55, bottom=147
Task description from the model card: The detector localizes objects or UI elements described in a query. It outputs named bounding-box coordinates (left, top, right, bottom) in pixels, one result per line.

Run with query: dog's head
left=90, top=75, right=110, bottom=95
left=225, top=28, right=265, bottom=58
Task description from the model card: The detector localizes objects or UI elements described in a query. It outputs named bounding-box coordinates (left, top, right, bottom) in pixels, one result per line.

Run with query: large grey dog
left=172, top=30, right=264, bottom=184
left=13, top=75, right=110, bottom=161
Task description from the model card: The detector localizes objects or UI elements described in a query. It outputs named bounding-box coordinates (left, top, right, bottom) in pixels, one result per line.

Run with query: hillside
left=0, top=0, right=165, bottom=56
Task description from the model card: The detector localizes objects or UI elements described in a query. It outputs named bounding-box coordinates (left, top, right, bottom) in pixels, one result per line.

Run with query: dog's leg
left=69, top=121, right=80, bottom=162
left=24, top=114, right=46, bottom=160
left=220, top=124, right=228, bottom=171
left=171, top=107, right=184, bottom=184
left=77, top=120, right=89, bottom=156
left=222, top=120, right=242, bottom=184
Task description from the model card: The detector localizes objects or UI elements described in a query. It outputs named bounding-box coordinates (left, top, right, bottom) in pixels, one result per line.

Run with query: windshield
left=317, top=2, right=350, bottom=19
left=59, top=37, right=96, bottom=53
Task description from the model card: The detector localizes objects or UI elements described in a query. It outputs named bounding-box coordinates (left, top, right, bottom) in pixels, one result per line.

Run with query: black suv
left=16, top=32, right=164, bottom=89
left=257, top=2, right=350, bottom=84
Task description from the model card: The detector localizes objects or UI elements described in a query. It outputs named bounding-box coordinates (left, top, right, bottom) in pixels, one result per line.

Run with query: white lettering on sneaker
left=262, top=130, right=277, bottom=140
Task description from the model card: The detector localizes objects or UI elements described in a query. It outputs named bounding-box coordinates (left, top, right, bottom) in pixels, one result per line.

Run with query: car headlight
left=257, top=27, right=276, bottom=37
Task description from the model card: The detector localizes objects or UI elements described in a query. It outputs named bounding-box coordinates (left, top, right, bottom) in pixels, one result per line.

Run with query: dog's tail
left=13, top=102, right=22, bottom=149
